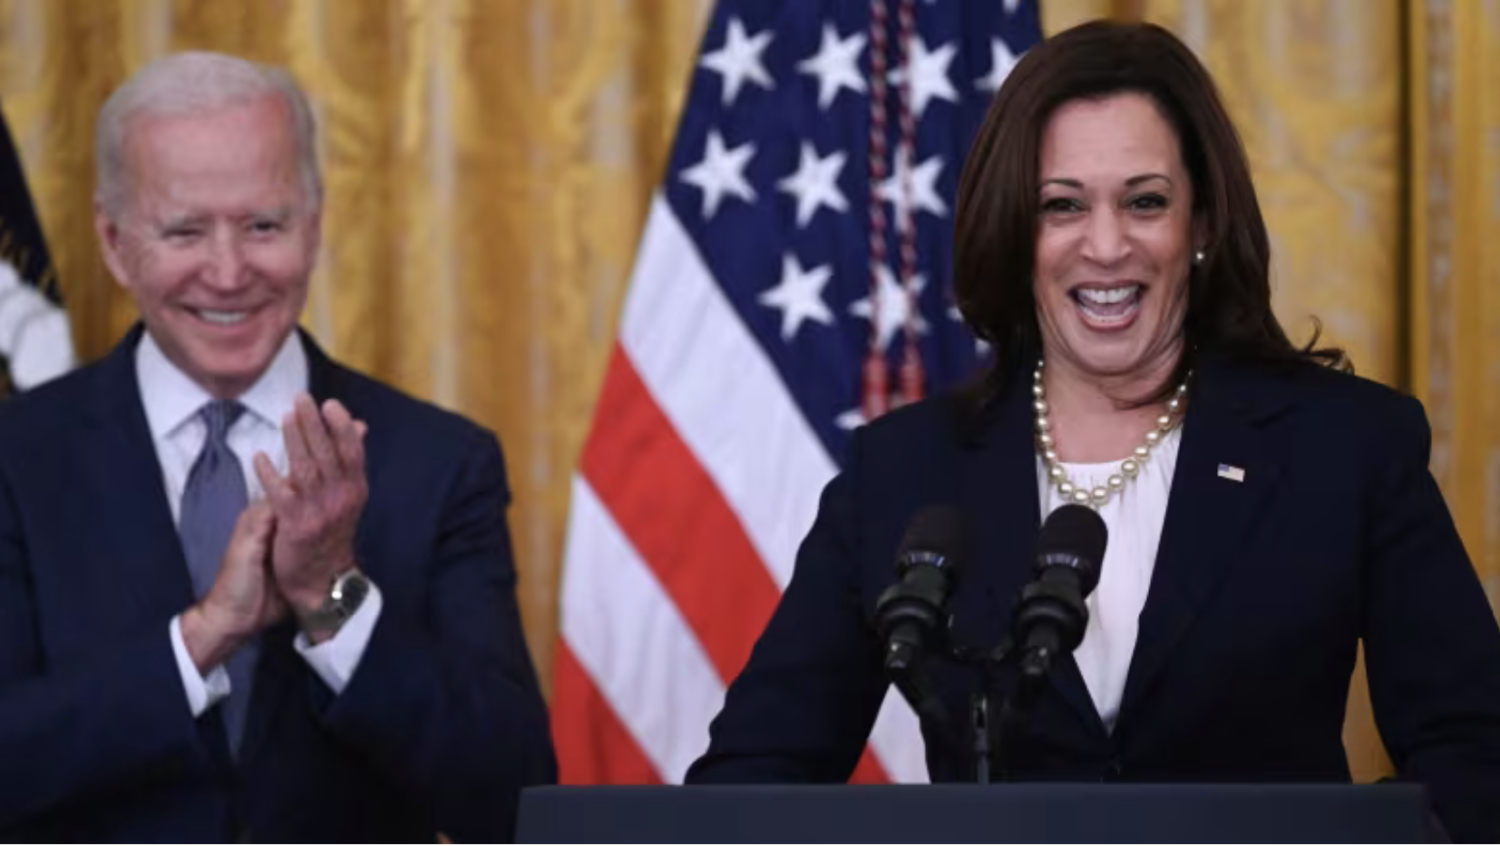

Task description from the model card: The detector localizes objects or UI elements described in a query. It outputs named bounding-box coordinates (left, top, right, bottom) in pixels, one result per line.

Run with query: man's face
left=96, top=92, right=320, bottom=398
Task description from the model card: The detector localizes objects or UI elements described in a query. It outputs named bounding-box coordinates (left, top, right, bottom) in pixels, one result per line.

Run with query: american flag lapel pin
left=1217, top=464, right=1246, bottom=483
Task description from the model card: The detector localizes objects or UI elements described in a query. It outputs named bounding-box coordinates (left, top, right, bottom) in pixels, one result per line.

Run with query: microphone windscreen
left=1036, top=503, right=1108, bottom=596
left=896, top=504, right=969, bottom=577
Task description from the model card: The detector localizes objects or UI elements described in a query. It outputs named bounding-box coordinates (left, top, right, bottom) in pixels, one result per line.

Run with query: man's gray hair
left=95, top=51, right=322, bottom=218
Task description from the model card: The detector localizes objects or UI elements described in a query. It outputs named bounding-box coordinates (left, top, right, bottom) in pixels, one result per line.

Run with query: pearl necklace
left=1033, top=359, right=1190, bottom=509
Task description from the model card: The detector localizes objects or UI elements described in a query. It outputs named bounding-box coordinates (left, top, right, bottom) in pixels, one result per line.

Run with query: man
left=0, top=52, right=556, bottom=841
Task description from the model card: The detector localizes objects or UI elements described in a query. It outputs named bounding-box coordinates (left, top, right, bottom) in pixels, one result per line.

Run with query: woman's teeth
left=1073, top=285, right=1141, bottom=324
left=1076, top=285, right=1139, bottom=305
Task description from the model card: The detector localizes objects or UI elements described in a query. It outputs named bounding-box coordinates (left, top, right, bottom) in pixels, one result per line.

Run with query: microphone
left=875, top=505, right=967, bottom=682
left=1012, top=504, right=1108, bottom=689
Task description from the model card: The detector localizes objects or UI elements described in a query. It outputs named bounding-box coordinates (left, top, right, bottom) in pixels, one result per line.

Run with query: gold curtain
left=1409, top=0, right=1500, bottom=631
left=2, top=0, right=1497, bottom=784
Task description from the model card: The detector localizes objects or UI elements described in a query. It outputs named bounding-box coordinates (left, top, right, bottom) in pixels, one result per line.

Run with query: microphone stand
left=883, top=609, right=1070, bottom=784
left=954, top=638, right=1047, bottom=784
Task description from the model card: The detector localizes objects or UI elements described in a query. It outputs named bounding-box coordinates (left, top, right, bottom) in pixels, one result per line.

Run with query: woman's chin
left=1053, top=334, right=1158, bottom=379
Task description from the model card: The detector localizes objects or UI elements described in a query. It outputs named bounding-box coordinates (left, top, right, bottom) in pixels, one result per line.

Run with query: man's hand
left=254, top=394, right=368, bottom=638
left=180, top=501, right=284, bottom=673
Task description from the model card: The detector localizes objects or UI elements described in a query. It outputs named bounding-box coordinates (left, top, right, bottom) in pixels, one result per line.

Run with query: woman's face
left=1032, top=92, right=1197, bottom=382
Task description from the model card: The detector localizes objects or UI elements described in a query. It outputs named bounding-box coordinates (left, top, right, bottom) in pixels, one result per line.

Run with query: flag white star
left=849, top=265, right=928, bottom=353
left=679, top=130, right=757, bottom=219
left=950, top=302, right=990, bottom=355
left=1004, top=0, right=1023, bottom=13
left=796, top=23, right=866, bottom=110
left=777, top=142, right=849, bottom=227
left=876, top=147, right=947, bottom=220
left=699, top=17, right=775, bottom=107
left=888, top=36, right=958, bottom=120
left=835, top=407, right=866, bottom=431
left=976, top=38, right=1020, bottom=93
left=758, top=254, right=834, bottom=341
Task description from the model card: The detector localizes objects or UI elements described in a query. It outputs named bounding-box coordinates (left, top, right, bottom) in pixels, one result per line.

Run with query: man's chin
left=183, top=350, right=279, bottom=398
left=151, top=316, right=295, bottom=395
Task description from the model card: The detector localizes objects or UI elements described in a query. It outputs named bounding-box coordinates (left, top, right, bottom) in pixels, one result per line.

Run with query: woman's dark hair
left=953, top=20, right=1346, bottom=404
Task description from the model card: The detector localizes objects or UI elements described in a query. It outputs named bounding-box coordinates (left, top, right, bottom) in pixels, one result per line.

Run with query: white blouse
left=1034, top=425, right=1183, bottom=733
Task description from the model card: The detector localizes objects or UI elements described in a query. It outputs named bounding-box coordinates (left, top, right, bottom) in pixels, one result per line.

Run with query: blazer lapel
left=301, top=328, right=337, bottom=405
left=75, top=327, right=198, bottom=626
left=951, top=371, right=1107, bottom=739
left=1116, top=358, right=1291, bottom=727
left=300, top=330, right=381, bottom=549
left=75, top=328, right=238, bottom=769
left=239, top=330, right=378, bottom=765
left=239, top=330, right=345, bottom=765
left=237, top=618, right=299, bottom=765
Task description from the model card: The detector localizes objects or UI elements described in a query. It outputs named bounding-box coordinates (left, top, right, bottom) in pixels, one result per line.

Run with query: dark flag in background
left=0, top=101, right=74, bottom=394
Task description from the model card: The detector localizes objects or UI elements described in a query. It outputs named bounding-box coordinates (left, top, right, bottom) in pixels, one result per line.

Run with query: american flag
left=0, top=102, right=74, bottom=394
left=553, top=0, right=1043, bottom=784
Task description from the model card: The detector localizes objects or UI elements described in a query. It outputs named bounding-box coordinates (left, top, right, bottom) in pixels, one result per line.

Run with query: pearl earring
left=1193, top=249, right=1206, bottom=265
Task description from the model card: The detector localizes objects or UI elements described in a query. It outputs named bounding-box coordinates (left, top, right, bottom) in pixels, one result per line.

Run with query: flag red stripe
left=850, top=746, right=891, bottom=783
left=581, top=344, right=783, bottom=683
left=553, top=640, right=664, bottom=784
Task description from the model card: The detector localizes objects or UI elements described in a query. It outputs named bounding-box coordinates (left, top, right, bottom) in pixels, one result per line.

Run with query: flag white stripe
left=560, top=475, right=726, bottom=782
left=618, top=195, right=833, bottom=591
left=869, top=688, right=930, bottom=782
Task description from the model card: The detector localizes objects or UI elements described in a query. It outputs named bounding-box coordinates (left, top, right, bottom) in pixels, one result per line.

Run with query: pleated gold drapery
left=1409, top=0, right=1500, bottom=625
left=2, top=0, right=1496, bottom=784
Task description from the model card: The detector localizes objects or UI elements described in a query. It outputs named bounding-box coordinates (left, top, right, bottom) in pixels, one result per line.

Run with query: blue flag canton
left=662, top=0, right=1043, bottom=466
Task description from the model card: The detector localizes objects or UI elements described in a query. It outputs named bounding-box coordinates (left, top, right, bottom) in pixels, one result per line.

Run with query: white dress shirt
left=1035, top=425, right=1182, bottom=733
left=138, top=331, right=383, bottom=717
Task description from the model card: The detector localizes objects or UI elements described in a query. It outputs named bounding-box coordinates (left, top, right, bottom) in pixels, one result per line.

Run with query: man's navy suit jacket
left=689, top=355, right=1500, bottom=843
left=0, top=327, right=556, bottom=842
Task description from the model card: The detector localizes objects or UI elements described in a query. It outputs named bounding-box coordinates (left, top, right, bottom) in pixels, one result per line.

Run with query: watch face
left=332, top=571, right=370, bottom=616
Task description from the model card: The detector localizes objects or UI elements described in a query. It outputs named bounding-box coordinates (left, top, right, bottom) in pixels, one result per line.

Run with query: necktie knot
left=201, top=399, right=245, bottom=445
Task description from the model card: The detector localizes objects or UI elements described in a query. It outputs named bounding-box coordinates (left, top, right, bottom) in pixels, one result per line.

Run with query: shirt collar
left=136, top=329, right=310, bottom=439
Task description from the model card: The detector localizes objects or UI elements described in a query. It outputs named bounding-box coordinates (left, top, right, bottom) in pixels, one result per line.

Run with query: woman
left=685, top=20, right=1500, bottom=842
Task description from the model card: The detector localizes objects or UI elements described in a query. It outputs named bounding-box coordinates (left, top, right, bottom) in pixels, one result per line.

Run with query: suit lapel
left=1116, top=358, right=1291, bottom=727
left=239, top=330, right=345, bottom=765
left=302, top=328, right=338, bottom=405
left=238, top=618, right=299, bottom=765
left=951, top=371, right=1107, bottom=738
left=75, top=328, right=238, bottom=769
left=76, top=328, right=197, bottom=626
left=302, top=331, right=381, bottom=548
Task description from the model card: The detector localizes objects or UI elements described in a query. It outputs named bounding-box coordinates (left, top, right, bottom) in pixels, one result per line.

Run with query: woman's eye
left=1128, top=193, right=1169, bottom=211
left=1041, top=197, right=1083, bottom=214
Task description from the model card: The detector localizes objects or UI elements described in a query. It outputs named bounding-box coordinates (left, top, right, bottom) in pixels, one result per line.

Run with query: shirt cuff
left=293, top=580, right=383, bottom=693
left=170, top=614, right=232, bottom=718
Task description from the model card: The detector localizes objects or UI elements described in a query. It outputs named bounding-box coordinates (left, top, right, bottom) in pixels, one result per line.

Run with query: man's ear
left=307, top=202, right=323, bottom=261
left=94, top=199, right=133, bottom=290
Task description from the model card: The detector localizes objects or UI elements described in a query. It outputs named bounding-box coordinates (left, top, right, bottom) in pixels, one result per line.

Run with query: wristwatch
left=299, top=568, right=371, bottom=636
